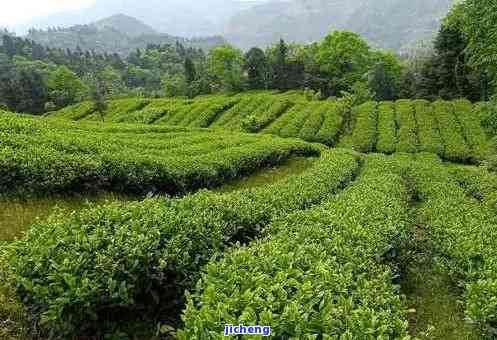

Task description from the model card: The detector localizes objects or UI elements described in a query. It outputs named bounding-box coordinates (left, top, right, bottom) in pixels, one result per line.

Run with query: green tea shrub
left=395, top=99, right=418, bottom=153
left=414, top=99, right=444, bottom=156
left=5, top=149, right=359, bottom=335
left=338, top=101, right=378, bottom=152
left=376, top=101, right=397, bottom=153
left=179, top=153, right=411, bottom=339
left=0, top=115, right=321, bottom=195
left=452, top=99, right=491, bottom=162
left=314, top=102, right=344, bottom=146
left=433, top=100, right=471, bottom=162
left=404, top=153, right=497, bottom=332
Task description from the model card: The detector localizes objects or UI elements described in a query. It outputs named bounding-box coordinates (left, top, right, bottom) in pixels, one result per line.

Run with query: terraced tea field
left=2, top=95, right=497, bottom=339
left=48, top=93, right=493, bottom=163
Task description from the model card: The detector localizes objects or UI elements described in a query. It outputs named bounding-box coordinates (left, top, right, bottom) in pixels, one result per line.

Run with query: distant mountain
left=16, top=0, right=263, bottom=38
left=26, top=15, right=226, bottom=55
left=17, top=0, right=455, bottom=52
left=93, top=14, right=157, bottom=37
left=225, top=0, right=455, bottom=51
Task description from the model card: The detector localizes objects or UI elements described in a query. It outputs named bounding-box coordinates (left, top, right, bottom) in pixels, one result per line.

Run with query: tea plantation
left=48, top=92, right=492, bottom=162
left=2, top=93, right=497, bottom=339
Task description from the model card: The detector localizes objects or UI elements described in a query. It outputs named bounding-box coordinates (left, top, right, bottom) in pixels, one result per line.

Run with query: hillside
left=4, top=92, right=497, bottom=338
left=16, top=0, right=455, bottom=51
left=16, top=0, right=262, bottom=38
left=225, top=0, right=455, bottom=50
left=25, top=14, right=226, bottom=54
left=92, top=14, right=157, bottom=37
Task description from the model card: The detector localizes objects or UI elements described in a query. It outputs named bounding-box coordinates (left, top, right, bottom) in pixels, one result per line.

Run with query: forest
left=2, top=0, right=497, bottom=339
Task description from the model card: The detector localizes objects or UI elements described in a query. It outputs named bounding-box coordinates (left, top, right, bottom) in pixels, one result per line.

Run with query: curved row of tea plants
left=179, top=153, right=412, bottom=339
left=395, top=100, right=418, bottom=153
left=375, top=101, right=397, bottom=154
left=451, top=99, right=492, bottom=162
left=0, top=114, right=320, bottom=195
left=47, top=94, right=493, bottom=162
left=413, top=99, right=445, bottom=155
left=404, top=153, right=497, bottom=333
left=338, top=101, right=378, bottom=152
left=4, top=149, right=359, bottom=336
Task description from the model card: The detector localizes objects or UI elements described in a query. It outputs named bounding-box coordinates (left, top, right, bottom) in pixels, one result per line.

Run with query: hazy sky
left=0, top=0, right=96, bottom=26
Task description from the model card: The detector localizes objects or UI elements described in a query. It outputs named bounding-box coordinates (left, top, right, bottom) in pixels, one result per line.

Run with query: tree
left=161, top=74, right=187, bottom=97
left=48, top=66, right=87, bottom=107
left=2, top=35, right=16, bottom=59
left=90, top=76, right=107, bottom=122
left=431, top=23, right=482, bottom=100
left=98, top=66, right=126, bottom=98
left=244, top=47, right=267, bottom=90
left=456, top=0, right=497, bottom=90
left=3, top=68, right=49, bottom=113
left=368, top=51, right=403, bottom=101
left=184, top=57, right=196, bottom=84
left=315, top=31, right=372, bottom=96
left=271, top=39, right=288, bottom=90
left=208, top=45, right=245, bottom=92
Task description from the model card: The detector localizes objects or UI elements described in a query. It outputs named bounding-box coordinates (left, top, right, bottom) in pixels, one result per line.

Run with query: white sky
left=0, top=0, right=96, bottom=26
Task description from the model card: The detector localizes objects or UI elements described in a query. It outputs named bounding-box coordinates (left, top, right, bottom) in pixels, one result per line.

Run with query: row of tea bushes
left=395, top=100, right=418, bottom=153
left=338, top=101, right=378, bottom=152
left=179, top=153, right=411, bottom=339
left=405, top=153, right=497, bottom=332
left=4, top=149, right=360, bottom=336
left=0, top=114, right=320, bottom=195
left=375, top=101, right=397, bottom=154
left=413, top=99, right=444, bottom=155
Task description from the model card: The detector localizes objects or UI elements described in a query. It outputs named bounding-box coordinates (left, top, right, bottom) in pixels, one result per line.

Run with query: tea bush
left=5, top=149, right=359, bottom=335
left=179, top=153, right=411, bottom=339
left=0, top=115, right=320, bottom=195
left=375, top=101, right=397, bottom=153
left=395, top=99, right=418, bottom=153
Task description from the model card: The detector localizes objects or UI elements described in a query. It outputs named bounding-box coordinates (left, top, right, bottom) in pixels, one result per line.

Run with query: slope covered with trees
left=25, top=14, right=226, bottom=55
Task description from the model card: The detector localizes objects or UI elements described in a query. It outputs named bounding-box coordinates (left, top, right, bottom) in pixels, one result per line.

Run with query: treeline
left=1, top=0, right=496, bottom=114
left=0, top=35, right=208, bottom=113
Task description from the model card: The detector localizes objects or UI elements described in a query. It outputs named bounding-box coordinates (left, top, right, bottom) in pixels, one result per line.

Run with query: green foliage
left=414, top=100, right=444, bottom=156
left=433, top=100, right=471, bottom=162
left=179, top=154, right=411, bottom=339
left=47, top=66, right=87, bottom=108
left=208, top=45, right=245, bottom=92
left=47, top=93, right=492, bottom=162
left=0, top=113, right=320, bottom=196
left=368, top=51, right=403, bottom=101
left=451, top=99, right=492, bottom=162
left=395, top=100, right=418, bottom=153
left=404, top=153, right=497, bottom=333
left=244, top=48, right=268, bottom=90
left=314, top=102, right=344, bottom=146
left=5, top=149, right=358, bottom=336
left=338, top=101, right=378, bottom=152
left=316, top=31, right=372, bottom=95
left=375, top=101, right=397, bottom=154
left=457, top=0, right=497, bottom=88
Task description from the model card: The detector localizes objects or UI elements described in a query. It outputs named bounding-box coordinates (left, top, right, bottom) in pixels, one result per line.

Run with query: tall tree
left=184, top=56, right=196, bottom=84
left=368, top=51, right=402, bottom=101
left=315, top=31, right=372, bottom=96
left=244, top=47, right=267, bottom=90
left=2, top=35, right=16, bottom=59
left=208, top=45, right=245, bottom=92
left=456, top=0, right=497, bottom=90
left=271, top=39, right=288, bottom=90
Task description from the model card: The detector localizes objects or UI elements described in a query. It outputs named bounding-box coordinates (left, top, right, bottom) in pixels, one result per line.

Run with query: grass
left=0, top=193, right=136, bottom=242
left=401, top=225, right=482, bottom=339
left=214, top=156, right=316, bottom=193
